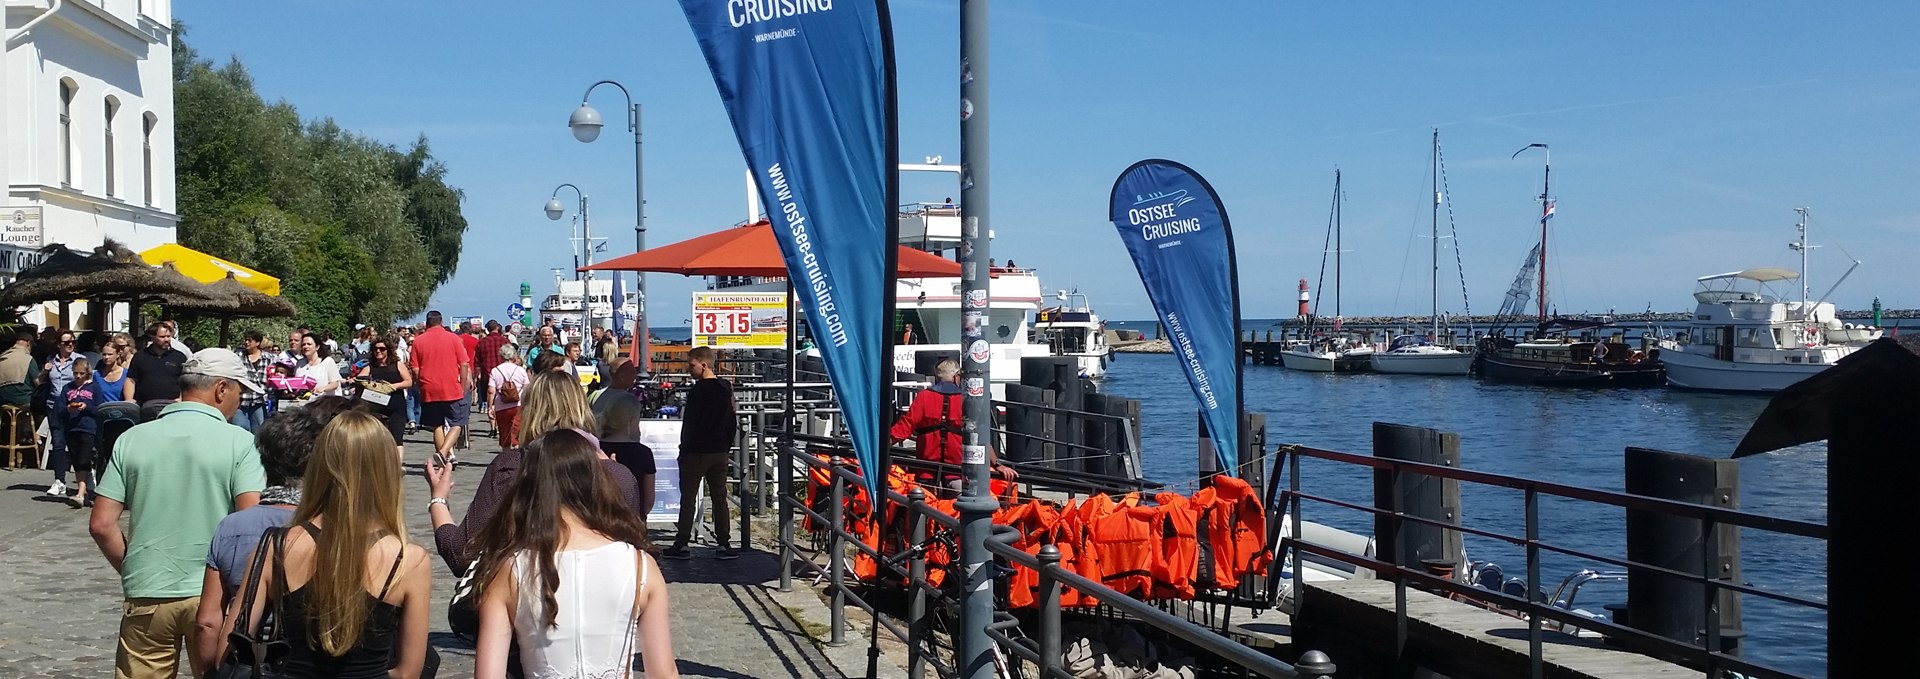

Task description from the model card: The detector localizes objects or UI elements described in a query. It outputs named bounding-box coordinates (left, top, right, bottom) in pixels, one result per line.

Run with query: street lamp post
left=570, top=80, right=649, bottom=371
left=544, top=183, right=590, bottom=286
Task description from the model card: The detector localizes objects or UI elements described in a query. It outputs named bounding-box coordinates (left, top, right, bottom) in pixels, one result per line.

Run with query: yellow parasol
left=137, top=243, right=281, bottom=296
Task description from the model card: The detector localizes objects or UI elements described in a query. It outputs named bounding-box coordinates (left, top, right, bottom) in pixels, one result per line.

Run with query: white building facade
left=3, top=0, right=176, bottom=329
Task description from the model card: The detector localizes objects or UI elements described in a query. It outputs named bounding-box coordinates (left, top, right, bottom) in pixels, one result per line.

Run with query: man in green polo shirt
left=90, top=348, right=264, bottom=679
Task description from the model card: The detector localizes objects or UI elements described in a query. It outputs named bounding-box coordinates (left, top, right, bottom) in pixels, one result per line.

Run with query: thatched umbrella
left=0, top=244, right=223, bottom=310
left=166, top=273, right=298, bottom=345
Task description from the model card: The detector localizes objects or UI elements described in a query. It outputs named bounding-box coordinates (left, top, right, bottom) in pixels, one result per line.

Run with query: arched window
left=59, top=79, right=77, bottom=187
left=104, top=97, right=120, bottom=197
left=143, top=112, right=158, bottom=206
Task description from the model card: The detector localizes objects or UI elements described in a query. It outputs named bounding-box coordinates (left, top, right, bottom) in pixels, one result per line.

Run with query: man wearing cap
left=90, top=348, right=264, bottom=679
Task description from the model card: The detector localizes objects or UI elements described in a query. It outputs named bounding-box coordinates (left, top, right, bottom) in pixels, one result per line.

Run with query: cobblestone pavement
left=0, top=421, right=844, bottom=678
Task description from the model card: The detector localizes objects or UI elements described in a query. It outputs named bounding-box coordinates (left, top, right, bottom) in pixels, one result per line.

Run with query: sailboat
left=1280, top=170, right=1376, bottom=373
left=1375, top=131, right=1475, bottom=375
left=1473, top=144, right=1665, bottom=388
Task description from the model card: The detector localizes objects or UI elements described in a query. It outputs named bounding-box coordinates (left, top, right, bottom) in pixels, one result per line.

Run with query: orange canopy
left=579, top=220, right=961, bottom=278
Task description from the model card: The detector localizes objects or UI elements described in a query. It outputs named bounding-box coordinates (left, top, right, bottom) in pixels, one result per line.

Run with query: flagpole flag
left=1108, top=160, right=1245, bottom=475
left=675, top=0, right=899, bottom=499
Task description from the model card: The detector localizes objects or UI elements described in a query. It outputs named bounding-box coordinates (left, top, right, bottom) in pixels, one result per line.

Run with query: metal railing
left=1275, top=444, right=1827, bottom=679
left=770, top=431, right=1335, bottom=678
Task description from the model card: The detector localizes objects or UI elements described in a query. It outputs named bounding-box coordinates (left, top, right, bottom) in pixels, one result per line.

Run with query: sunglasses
left=59, top=340, right=75, bottom=345
left=374, top=346, right=390, bottom=351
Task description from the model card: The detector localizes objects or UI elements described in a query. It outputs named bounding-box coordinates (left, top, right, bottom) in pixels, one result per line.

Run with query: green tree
left=170, top=21, right=467, bottom=345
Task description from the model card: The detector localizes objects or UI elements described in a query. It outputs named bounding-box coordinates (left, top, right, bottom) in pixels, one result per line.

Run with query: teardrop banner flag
left=1108, top=160, right=1244, bottom=475
left=675, top=0, right=900, bottom=499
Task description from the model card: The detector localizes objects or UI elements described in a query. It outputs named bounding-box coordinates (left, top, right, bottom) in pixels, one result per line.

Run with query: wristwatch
left=427, top=497, right=449, bottom=509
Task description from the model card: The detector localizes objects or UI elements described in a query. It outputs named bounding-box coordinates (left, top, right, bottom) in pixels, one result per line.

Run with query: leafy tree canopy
left=172, top=22, right=468, bottom=345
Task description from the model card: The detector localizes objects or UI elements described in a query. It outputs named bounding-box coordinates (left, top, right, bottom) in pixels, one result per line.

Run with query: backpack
left=499, top=375, right=521, bottom=403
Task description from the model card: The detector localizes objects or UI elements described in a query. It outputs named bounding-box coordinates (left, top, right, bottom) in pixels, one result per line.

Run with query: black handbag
left=446, top=554, right=483, bottom=643
left=206, top=527, right=291, bottom=679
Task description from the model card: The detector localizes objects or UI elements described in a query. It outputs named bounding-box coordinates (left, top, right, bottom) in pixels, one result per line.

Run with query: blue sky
left=181, top=2, right=1920, bottom=323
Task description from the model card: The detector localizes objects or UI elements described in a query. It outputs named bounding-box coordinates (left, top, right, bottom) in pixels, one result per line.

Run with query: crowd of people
left=0, top=312, right=721, bottom=679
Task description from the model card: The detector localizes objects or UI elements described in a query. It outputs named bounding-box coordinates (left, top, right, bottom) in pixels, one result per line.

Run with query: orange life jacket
left=1151, top=492, right=1201, bottom=600
left=1191, top=476, right=1273, bottom=590
left=1085, top=493, right=1157, bottom=597
left=1000, top=499, right=1087, bottom=608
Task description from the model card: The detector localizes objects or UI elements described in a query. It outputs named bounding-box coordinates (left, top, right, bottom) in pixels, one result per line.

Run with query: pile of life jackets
left=804, top=455, right=1274, bottom=609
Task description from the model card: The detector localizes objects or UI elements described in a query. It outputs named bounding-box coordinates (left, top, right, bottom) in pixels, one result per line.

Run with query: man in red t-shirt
left=474, top=320, right=510, bottom=416
left=408, top=311, right=472, bottom=464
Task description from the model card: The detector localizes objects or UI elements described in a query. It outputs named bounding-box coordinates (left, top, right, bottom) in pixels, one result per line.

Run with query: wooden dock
left=1297, top=579, right=1695, bottom=679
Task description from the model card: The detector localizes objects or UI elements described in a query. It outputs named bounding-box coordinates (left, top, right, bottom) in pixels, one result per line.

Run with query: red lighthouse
left=1297, top=279, right=1311, bottom=318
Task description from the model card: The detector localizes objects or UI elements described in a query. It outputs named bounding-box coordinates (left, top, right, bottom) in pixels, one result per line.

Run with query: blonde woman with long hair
left=215, top=411, right=433, bottom=678
left=427, top=371, right=648, bottom=571
left=515, top=370, right=595, bottom=441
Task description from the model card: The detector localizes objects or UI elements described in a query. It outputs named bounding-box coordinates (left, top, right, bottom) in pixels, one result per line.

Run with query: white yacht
left=1659, top=209, right=1880, bottom=392
left=1031, top=291, right=1110, bottom=379
left=1373, top=336, right=1474, bottom=375
left=1279, top=336, right=1376, bottom=373
left=1375, top=131, right=1475, bottom=376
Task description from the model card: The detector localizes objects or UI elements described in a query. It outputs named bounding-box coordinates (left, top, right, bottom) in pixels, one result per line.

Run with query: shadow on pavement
left=655, top=547, right=782, bottom=586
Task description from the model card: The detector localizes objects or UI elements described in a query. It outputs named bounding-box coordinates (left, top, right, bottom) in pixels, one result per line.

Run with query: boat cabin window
left=1737, top=328, right=1765, bottom=348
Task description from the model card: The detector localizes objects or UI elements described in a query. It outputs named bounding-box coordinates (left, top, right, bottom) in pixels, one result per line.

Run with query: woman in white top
left=488, top=344, right=531, bottom=451
left=298, top=334, right=345, bottom=397
left=470, top=429, right=676, bottom=679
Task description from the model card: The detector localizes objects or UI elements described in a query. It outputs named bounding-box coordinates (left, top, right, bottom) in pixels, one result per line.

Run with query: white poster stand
left=636, top=420, right=684, bottom=525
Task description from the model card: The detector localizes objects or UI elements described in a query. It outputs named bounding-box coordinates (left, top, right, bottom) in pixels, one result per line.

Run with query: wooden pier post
left=1001, top=383, right=1044, bottom=464
left=1622, top=447, right=1742, bottom=656
left=1081, top=392, right=1114, bottom=477
left=1021, top=357, right=1082, bottom=472
left=1371, top=423, right=1464, bottom=572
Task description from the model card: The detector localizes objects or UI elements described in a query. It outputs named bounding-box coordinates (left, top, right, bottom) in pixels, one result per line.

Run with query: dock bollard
left=1294, top=650, right=1336, bottom=677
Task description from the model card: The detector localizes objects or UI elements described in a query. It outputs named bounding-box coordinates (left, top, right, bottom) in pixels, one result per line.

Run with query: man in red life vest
left=889, top=359, right=1015, bottom=497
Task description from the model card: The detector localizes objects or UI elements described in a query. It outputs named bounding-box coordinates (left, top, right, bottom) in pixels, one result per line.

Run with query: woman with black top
left=352, top=335, right=413, bottom=462
left=214, top=410, right=433, bottom=679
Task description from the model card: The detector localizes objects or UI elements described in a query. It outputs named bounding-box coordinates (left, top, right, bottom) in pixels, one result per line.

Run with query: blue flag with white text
left=1108, top=161, right=1244, bottom=475
left=676, top=0, right=897, bottom=498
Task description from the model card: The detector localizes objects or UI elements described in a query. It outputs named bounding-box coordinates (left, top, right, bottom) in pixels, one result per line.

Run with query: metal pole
left=632, top=102, right=650, bottom=372
left=907, top=487, right=930, bottom=679
left=778, top=282, right=799, bottom=593
left=581, top=193, right=591, bottom=285
left=1037, top=545, right=1063, bottom=677
left=828, top=457, right=848, bottom=647
left=956, top=2, right=996, bottom=678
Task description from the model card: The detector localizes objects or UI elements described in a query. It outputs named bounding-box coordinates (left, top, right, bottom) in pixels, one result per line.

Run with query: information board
left=691, top=291, right=788, bottom=348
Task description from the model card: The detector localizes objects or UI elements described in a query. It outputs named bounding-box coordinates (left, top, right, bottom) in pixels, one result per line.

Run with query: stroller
left=86, top=401, right=142, bottom=502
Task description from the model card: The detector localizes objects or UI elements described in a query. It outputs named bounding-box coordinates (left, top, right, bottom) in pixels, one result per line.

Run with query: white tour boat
left=1658, top=208, right=1880, bottom=392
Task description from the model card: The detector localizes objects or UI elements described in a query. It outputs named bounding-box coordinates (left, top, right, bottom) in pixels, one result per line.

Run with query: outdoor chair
left=0, top=405, right=41, bottom=469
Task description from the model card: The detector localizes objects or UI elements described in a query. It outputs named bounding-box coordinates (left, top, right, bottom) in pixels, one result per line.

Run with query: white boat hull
left=1659, top=348, right=1835, bottom=393
left=1062, top=351, right=1108, bottom=378
left=1279, top=348, right=1374, bottom=373
left=1373, top=348, right=1475, bottom=375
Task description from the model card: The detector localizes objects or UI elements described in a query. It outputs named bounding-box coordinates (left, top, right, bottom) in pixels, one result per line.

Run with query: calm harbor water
left=1102, top=352, right=1828, bottom=677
